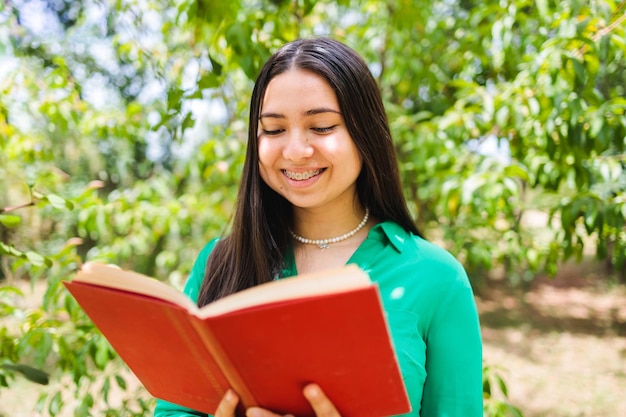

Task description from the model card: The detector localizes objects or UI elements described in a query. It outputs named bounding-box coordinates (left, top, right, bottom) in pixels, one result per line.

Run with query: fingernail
left=226, top=389, right=237, bottom=403
left=304, top=384, right=320, bottom=398
left=246, top=407, right=262, bottom=417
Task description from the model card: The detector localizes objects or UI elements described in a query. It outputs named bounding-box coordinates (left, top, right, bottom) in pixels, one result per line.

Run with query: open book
left=64, top=262, right=410, bottom=417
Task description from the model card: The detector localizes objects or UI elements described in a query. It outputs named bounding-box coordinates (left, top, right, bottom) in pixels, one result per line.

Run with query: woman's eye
left=312, top=126, right=336, bottom=133
left=262, top=129, right=284, bottom=135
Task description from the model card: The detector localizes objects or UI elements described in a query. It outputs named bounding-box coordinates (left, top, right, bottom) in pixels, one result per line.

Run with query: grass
left=478, top=260, right=626, bottom=417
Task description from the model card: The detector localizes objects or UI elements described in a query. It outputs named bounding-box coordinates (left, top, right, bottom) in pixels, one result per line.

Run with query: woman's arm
left=421, top=273, right=483, bottom=416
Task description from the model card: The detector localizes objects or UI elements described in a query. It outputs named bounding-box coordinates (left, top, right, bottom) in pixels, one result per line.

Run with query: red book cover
left=64, top=282, right=230, bottom=412
left=64, top=263, right=410, bottom=417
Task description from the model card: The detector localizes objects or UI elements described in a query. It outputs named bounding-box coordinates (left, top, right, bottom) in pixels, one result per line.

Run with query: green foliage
left=1, top=0, right=625, bottom=415
left=483, top=364, right=524, bottom=417
left=0, top=364, right=49, bottom=386
left=0, top=286, right=50, bottom=388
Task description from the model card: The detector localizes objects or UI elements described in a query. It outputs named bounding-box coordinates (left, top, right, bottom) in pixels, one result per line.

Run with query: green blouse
left=154, top=221, right=483, bottom=416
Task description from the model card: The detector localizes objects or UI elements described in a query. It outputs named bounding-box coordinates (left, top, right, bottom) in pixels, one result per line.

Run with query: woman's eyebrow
left=303, top=107, right=341, bottom=116
left=259, top=112, right=285, bottom=119
left=259, top=108, right=341, bottom=119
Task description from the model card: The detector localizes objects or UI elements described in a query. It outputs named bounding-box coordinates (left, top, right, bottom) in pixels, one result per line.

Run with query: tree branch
left=575, top=1, right=626, bottom=58
left=0, top=201, right=35, bottom=213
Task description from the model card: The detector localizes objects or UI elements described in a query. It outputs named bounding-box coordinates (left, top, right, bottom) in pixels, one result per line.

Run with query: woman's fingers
left=214, top=389, right=239, bottom=417
left=303, top=384, right=341, bottom=417
left=245, top=407, right=294, bottom=417
left=234, top=384, right=339, bottom=417
left=246, top=407, right=295, bottom=417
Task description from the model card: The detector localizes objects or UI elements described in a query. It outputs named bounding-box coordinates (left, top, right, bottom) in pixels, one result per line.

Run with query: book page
left=72, top=263, right=198, bottom=312
left=71, top=262, right=371, bottom=318
left=197, top=264, right=371, bottom=318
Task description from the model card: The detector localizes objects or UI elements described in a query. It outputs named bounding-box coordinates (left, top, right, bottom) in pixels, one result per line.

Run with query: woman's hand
left=214, top=389, right=240, bottom=417
left=214, top=384, right=341, bottom=417
left=301, top=384, right=341, bottom=417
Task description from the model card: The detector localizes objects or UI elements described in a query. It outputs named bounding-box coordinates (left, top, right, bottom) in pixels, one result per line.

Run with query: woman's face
left=257, top=69, right=362, bottom=212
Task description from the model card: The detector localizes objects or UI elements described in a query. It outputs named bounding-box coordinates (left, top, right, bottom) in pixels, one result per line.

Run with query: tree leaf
left=115, top=374, right=127, bottom=390
left=45, top=193, right=73, bottom=210
left=48, top=391, right=62, bottom=416
left=0, top=214, right=22, bottom=227
left=25, top=251, right=47, bottom=266
left=0, top=242, right=23, bottom=257
left=1, top=363, right=49, bottom=385
left=504, top=165, right=529, bottom=182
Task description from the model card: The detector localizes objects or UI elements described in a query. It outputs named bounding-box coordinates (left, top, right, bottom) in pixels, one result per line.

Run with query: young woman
left=154, top=37, right=482, bottom=417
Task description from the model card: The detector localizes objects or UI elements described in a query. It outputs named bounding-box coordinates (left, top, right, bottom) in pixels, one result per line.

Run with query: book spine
left=163, top=309, right=228, bottom=396
left=189, top=318, right=258, bottom=408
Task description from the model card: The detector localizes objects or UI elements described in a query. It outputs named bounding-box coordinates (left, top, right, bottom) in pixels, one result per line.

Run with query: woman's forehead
left=260, top=69, right=339, bottom=115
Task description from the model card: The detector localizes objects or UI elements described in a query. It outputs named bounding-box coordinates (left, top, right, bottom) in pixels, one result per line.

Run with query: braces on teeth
left=284, top=169, right=321, bottom=180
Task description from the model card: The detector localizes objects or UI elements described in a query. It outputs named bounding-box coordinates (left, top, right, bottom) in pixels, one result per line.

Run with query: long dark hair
left=197, top=37, right=421, bottom=306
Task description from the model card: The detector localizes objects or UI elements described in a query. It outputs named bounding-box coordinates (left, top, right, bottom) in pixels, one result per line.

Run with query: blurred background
left=0, top=0, right=625, bottom=416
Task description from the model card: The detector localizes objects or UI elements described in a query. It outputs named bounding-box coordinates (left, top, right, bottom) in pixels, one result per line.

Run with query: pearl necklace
left=289, top=208, right=370, bottom=250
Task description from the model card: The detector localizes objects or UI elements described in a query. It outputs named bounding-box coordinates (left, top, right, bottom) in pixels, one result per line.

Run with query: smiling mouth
left=282, top=168, right=325, bottom=181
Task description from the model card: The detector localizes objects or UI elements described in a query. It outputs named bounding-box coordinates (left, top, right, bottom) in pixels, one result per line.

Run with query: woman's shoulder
left=409, top=235, right=472, bottom=291
left=182, top=237, right=220, bottom=302
left=380, top=221, right=469, bottom=287
left=196, top=237, right=220, bottom=264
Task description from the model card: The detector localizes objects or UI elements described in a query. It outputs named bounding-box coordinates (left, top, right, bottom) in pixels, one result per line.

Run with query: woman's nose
left=282, top=130, right=314, bottom=160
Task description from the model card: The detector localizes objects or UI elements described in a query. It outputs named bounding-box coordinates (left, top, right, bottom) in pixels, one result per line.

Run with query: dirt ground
left=1, top=259, right=625, bottom=417
left=478, top=260, right=626, bottom=417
